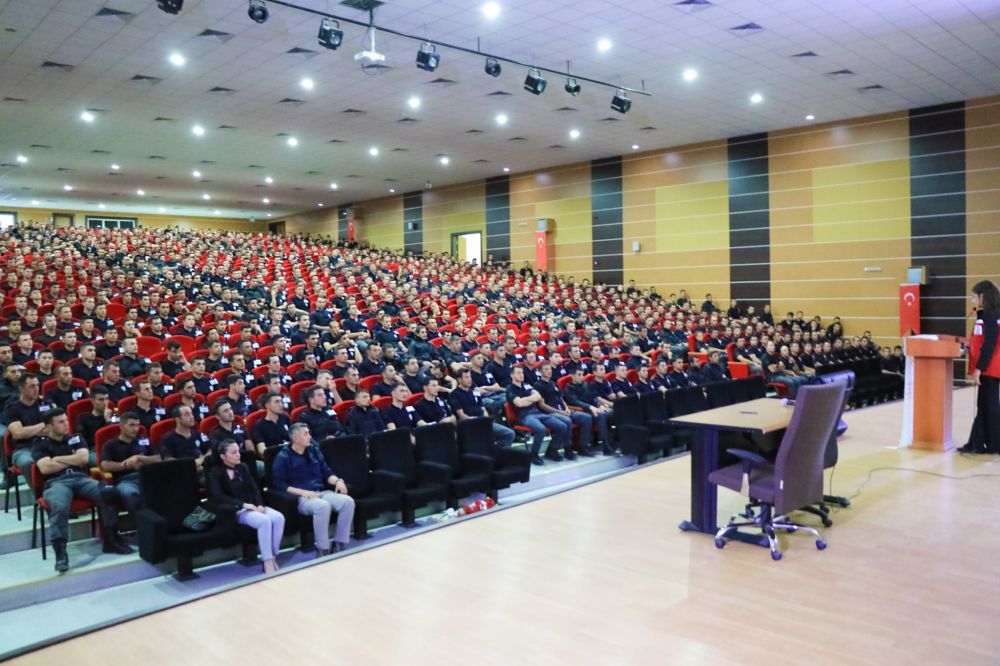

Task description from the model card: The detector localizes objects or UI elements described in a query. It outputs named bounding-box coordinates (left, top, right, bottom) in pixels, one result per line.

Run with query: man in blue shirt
left=535, top=362, right=594, bottom=458
left=450, top=369, right=515, bottom=447
left=505, top=365, right=570, bottom=466
left=271, top=422, right=356, bottom=556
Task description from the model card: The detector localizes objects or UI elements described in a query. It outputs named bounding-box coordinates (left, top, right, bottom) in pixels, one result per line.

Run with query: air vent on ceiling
left=198, top=160, right=216, bottom=165
left=548, top=145, right=565, bottom=149
left=286, top=47, right=320, bottom=58
left=599, top=117, right=621, bottom=122
left=391, top=147, right=409, bottom=152
left=327, top=139, right=347, bottom=143
left=305, top=170, right=321, bottom=175
left=198, top=29, right=233, bottom=42
left=56, top=167, right=74, bottom=172
left=148, top=155, right=166, bottom=160
left=826, top=69, right=855, bottom=78
left=278, top=98, right=305, bottom=105
left=428, top=78, right=458, bottom=86
left=292, top=187, right=303, bottom=191
left=674, top=0, right=712, bottom=11
left=41, top=61, right=74, bottom=72
left=858, top=84, right=886, bottom=92
left=556, top=106, right=578, bottom=112
left=0, top=163, right=20, bottom=168
left=247, top=164, right=265, bottom=169
left=487, top=90, right=511, bottom=96
left=217, top=124, right=237, bottom=130
left=791, top=51, right=819, bottom=58
left=131, top=74, right=162, bottom=84
left=2, top=96, right=27, bottom=103
left=729, top=22, right=763, bottom=34
left=153, top=117, right=175, bottom=122
left=340, top=0, right=384, bottom=10
left=341, top=109, right=366, bottom=115
left=91, top=149, right=111, bottom=154
left=30, top=144, right=51, bottom=149
left=108, top=171, right=121, bottom=176
left=397, top=117, right=419, bottom=123
left=383, top=178, right=398, bottom=182
left=346, top=174, right=361, bottom=178
left=639, top=126, right=657, bottom=131
left=465, top=129, right=484, bottom=134
left=472, top=159, right=490, bottom=163
left=210, top=86, right=237, bottom=95
left=508, top=137, right=526, bottom=141
left=95, top=7, right=135, bottom=21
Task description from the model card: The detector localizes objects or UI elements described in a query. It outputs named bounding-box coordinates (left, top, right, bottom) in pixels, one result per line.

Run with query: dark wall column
left=403, top=191, right=423, bottom=255
left=591, top=156, right=623, bottom=286
left=485, top=175, right=511, bottom=264
left=337, top=205, right=349, bottom=241
left=727, top=133, right=772, bottom=308
left=909, top=102, right=967, bottom=337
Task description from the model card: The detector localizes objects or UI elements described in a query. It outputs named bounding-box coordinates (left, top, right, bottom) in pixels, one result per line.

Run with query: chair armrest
left=496, top=447, right=531, bottom=467
left=460, top=453, right=494, bottom=476
left=263, top=488, right=300, bottom=521
left=135, top=508, right=168, bottom=564
left=371, top=469, right=406, bottom=495
left=416, top=460, right=452, bottom=486
left=726, top=449, right=768, bottom=466
left=616, top=424, right=649, bottom=456
left=203, top=498, right=238, bottom=527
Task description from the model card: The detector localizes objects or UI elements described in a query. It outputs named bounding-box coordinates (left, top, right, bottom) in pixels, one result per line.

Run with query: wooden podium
left=900, top=336, right=962, bottom=451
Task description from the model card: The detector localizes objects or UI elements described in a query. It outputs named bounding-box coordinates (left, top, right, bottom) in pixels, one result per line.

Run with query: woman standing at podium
left=961, top=280, right=1000, bottom=454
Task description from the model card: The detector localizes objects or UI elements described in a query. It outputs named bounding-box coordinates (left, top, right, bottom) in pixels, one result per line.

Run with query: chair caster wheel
left=822, top=518, right=833, bottom=528
left=816, top=539, right=827, bottom=550
left=770, top=550, right=783, bottom=561
left=714, top=537, right=725, bottom=549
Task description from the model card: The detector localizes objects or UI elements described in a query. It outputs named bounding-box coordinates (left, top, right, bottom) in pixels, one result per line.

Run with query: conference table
left=671, top=397, right=794, bottom=546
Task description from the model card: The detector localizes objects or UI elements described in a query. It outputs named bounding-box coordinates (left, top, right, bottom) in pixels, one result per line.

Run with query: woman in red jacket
left=961, top=280, right=1000, bottom=454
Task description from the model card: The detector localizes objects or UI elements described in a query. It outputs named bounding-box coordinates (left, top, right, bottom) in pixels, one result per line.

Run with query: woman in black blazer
left=207, top=439, right=286, bottom=573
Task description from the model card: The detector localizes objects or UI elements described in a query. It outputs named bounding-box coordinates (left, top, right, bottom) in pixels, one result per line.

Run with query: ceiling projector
left=354, top=26, right=386, bottom=65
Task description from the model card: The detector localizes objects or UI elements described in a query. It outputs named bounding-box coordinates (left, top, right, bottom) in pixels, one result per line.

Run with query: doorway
left=450, top=231, right=482, bottom=266
left=52, top=213, right=74, bottom=228
left=268, top=221, right=286, bottom=235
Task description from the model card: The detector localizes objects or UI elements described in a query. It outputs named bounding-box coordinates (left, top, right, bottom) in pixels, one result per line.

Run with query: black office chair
left=612, top=394, right=669, bottom=463
left=707, top=383, right=847, bottom=560
left=369, top=428, right=450, bottom=526
left=319, top=436, right=404, bottom=539
left=414, top=422, right=493, bottom=508
left=800, top=383, right=853, bottom=526
left=455, top=417, right=531, bottom=497
left=136, top=458, right=241, bottom=579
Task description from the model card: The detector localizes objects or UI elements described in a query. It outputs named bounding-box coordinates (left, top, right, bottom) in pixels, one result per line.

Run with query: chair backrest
left=369, top=428, right=418, bottom=484
left=138, top=458, right=200, bottom=528
left=333, top=400, right=354, bottom=423
left=67, top=398, right=93, bottom=434
left=414, top=422, right=458, bottom=472
left=456, top=417, right=497, bottom=459
left=289, top=381, right=312, bottom=407
left=149, top=419, right=176, bottom=448
left=773, top=383, right=847, bottom=515
left=318, top=436, right=372, bottom=495
left=745, top=375, right=767, bottom=399
left=638, top=391, right=668, bottom=423
left=705, top=382, right=735, bottom=409
left=611, top=393, right=643, bottom=426
left=730, top=378, right=753, bottom=404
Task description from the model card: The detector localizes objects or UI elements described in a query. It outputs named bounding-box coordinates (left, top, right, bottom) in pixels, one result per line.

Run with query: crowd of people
left=0, top=224, right=884, bottom=575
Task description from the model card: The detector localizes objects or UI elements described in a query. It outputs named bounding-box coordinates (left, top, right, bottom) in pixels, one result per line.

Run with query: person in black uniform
left=251, top=393, right=292, bottom=457
left=961, top=280, right=1000, bottom=454
left=44, top=365, right=87, bottom=410
left=346, top=390, right=386, bottom=439
left=296, top=385, right=345, bottom=441
left=383, top=383, right=420, bottom=431
left=413, top=377, right=456, bottom=425
left=99, top=411, right=160, bottom=515
left=32, top=408, right=131, bottom=572
left=159, top=405, right=209, bottom=473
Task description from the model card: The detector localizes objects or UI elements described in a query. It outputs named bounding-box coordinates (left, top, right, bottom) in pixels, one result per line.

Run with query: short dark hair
left=225, top=373, right=243, bottom=388
left=18, top=372, right=38, bottom=388
left=119, top=411, right=142, bottom=424
left=42, top=407, right=66, bottom=425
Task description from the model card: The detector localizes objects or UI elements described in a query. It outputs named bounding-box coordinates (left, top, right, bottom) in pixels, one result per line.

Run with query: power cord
left=832, top=463, right=1000, bottom=506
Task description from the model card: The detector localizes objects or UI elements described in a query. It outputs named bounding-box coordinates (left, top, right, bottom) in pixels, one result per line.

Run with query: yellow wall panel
left=359, top=196, right=404, bottom=250
left=422, top=182, right=486, bottom=256
left=965, top=95, right=1000, bottom=294
left=811, top=160, right=911, bottom=243
left=7, top=205, right=260, bottom=234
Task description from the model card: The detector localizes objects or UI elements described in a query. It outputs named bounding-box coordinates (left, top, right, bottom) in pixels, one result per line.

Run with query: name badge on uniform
left=326, top=409, right=336, bottom=416
left=524, top=383, right=532, bottom=390
left=200, top=433, right=209, bottom=442
left=124, top=380, right=132, bottom=388
left=209, top=378, right=218, bottom=386
left=164, top=384, right=173, bottom=392
left=68, top=435, right=81, bottom=446
left=39, top=404, right=51, bottom=412
left=97, top=365, right=104, bottom=372
left=473, top=389, right=481, bottom=397
left=200, top=405, right=209, bottom=414
left=234, top=428, right=245, bottom=438
left=139, top=438, right=150, bottom=449
left=221, top=357, right=229, bottom=365
left=71, top=391, right=83, bottom=400
left=155, top=408, right=166, bottom=416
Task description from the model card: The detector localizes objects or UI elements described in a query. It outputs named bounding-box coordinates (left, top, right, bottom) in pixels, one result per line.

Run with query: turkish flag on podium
left=899, top=284, right=921, bottom=336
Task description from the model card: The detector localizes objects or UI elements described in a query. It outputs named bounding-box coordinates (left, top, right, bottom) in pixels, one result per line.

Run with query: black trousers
left=968, top=376, right=1000, bottom=453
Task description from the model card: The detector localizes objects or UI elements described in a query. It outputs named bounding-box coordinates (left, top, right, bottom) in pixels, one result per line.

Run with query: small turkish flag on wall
left=535, top=231, right=549, bottom=272
left=899, top=284, right=921, bottom=336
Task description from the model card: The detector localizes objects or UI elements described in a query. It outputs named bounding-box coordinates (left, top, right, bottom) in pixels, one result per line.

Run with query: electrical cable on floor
left=832, top=464, right=1000, bottom=506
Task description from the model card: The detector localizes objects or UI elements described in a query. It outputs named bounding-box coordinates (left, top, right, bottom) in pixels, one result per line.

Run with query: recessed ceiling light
left=389, top=188, right=396, bottom=193
left=369, top=146, right=379, bottom=157
left=329, top=182, right=338, bottom=190
left=439, top=156, right=450, bottom=166
left=300, top=77, right=315, bottom=90
left=750, top=93, right=763, bottom=104
left=262, top=197, right=270, bottom=204
left=137, top=189, right=145, bottom=196
left=192, top=169, right=201, bottom=178
left=192, top=124, right=205, bottom=136
left=597, top=38, right=613, bottom=52
left=482, top=2, right=501, bottom=19
left=806, top=114, right=816, bottom=121
left=110, top=163, right=120, bottom=171
left=98, top=203, right=106, bottom=209
left=214, top=210, right=221, bottom=215
left=264, top=176, right=273, bottom=184
left=80, top=111, right=95, bottom=123
left=632, top=144, right=640, bottom=150
left=159, top=207, right=166, bottom=213
left=202, top=193, right=211, bottom=200
left=287, top=137, right=299, bottom=147
left=168, top=52, right=186, bottom=67
left=31, top=199, right=40, bottom=205
left=407, top=96, right=421, bottom=110
left=63, top=184, right=73, bottom=191
left=569, top=128, right=581, bottom=140
left=266, top=213, right=272, bottom=217
left=683, top=68, right=698, bottom=82
left=16, top=154, right=28, bottom=164
left=495, top=113, right=508, bottom=126
left=317, top=203, right=324, bottom=207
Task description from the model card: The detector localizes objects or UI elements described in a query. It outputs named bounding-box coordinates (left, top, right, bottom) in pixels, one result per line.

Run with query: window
left=0, top=211, right=16, bottom=230
left=85, top=216, right=137, bottom=230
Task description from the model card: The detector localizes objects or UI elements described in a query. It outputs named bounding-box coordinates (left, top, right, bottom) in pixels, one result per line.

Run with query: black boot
left=52, top=539, right=69, bottom=573
left=103, top=531, right=133, bottom=555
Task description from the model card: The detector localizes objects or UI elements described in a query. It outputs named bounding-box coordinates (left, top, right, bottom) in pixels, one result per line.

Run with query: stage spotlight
left=157, top=0, right=183, bottom=14
left=318, top=18, right=343, bottom=50
left=564, top=77, right=581, bottom=96
left=248, top=0, right=269, bottom=24
left=484, top=58, right=502, bottom=77
left=524, top=68, right=547, bottom=95
left=611, top=89, right=632, bottom=113
left=416, top=43, right=439, bottom=71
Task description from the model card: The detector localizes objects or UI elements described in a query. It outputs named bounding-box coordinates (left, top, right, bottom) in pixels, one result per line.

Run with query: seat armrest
left=460, top=453, right=495, bottom=476
left=416, top=460, right=452, bottom=486
left=135, top=508, right=168, bottom=564
left=497, top=447, right=530, bottom=467
left=726, top=448, right=768, bottom=467
left=263, top=488, right=300, bottom=520
left=371, top=469, right=406, bottom=495
left=203, top=498, right=238, bottom=527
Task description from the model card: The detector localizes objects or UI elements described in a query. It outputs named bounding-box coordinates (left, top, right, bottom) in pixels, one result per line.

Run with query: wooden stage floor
left=10, top=387, right=1000, bottom=665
